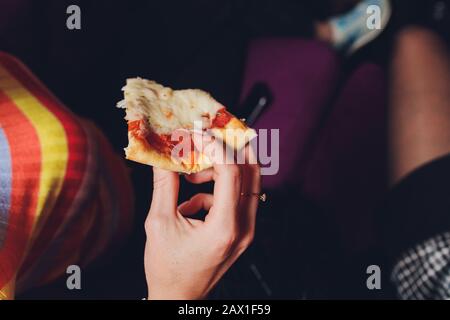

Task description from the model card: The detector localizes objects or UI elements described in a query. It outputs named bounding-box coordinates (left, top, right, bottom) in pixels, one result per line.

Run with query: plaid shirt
left=391, top=232, right=450, bottom=300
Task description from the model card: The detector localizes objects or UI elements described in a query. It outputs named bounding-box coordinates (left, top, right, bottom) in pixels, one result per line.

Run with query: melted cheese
left=118, top=78, right=223, bottom=135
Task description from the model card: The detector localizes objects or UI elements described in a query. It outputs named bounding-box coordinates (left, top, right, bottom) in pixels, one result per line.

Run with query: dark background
left=2, top=0, right=447, bottom=299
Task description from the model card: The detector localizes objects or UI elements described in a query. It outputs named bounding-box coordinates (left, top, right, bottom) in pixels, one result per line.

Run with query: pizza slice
left=117, top=78, right=257, bottom=174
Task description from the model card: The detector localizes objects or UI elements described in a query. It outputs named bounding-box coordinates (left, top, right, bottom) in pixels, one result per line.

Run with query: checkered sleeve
left=391, top=232, right=450, bottom=300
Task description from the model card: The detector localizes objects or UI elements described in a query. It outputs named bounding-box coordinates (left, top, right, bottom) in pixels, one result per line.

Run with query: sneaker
left=329, top=0, right=392, bottom=55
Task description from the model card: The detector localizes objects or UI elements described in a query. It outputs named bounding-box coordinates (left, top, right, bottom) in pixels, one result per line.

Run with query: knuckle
left=236, top=231, right=255, bottom=255
left=213, top=230, right=238, bottom=254
left=144, top=216, right=152, bottom=233
left=144, top=218, right=154, bottom=234
left=144, top=214, right=165, bottom=234
left=243, top=231, right=255, bottom=247
left=192, top=193, right=206, bottom=201
left=153, top=177, right=167, bottom=190
left=226, top=164, right=241, bottom=179
left=152, top=173, right=173, bottom=191
left=253, top=164, right=261, bottom=176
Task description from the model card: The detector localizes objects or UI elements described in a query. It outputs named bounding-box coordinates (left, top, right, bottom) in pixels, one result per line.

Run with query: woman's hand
left=144, top=145, right=260, bottom=300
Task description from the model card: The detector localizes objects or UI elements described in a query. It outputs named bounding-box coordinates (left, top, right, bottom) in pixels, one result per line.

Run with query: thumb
left=150, top=167, right=180, bottom=216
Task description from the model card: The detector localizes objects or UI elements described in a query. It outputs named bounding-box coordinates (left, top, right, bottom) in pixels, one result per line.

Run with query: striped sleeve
left=0, top=52, right=133, bottom=299
left=0, top=53, right=68, bottom=299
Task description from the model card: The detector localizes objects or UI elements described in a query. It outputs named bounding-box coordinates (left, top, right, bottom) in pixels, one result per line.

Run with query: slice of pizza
left=117, top=78, right=257, bottom=174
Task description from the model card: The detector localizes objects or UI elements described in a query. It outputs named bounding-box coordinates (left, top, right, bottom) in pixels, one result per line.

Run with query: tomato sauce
left=212, top=108, right=232, bottom=128
left=128, top=120, right=175, bottom=154
left=128, top=108, right=232, bottom=160
left=128, top=120, right=196, bottom=158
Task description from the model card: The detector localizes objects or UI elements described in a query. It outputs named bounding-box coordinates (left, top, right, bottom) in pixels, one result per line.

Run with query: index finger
left=193, top=132, right=242, bottom=227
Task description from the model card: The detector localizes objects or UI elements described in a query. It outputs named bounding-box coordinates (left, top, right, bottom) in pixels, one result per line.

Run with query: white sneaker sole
left=347, top=0, right=392, bottom=56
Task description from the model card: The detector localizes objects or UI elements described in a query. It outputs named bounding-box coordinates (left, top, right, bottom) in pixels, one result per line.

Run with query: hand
left=144, top=145, right=260, bottom=300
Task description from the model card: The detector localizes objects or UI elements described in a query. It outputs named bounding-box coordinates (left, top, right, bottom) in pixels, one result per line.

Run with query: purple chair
left=303, top=63, right=388, bottom=253
left=240, top=38, right=388, bottom=253
left=240, top=38, right=341, bottom=190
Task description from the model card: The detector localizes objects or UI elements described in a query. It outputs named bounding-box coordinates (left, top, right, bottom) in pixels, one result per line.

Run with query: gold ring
left=240, top=192, right=267, bottom=202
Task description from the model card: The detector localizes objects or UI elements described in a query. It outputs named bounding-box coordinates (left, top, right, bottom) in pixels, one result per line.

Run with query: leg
left=382, top=27, right=450, bottom=299
left=389, top=27, right=450, bottom=185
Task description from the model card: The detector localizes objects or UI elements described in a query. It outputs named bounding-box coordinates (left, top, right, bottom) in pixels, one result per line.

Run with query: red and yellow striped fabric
left=0, top=52, right=133, bottom=299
